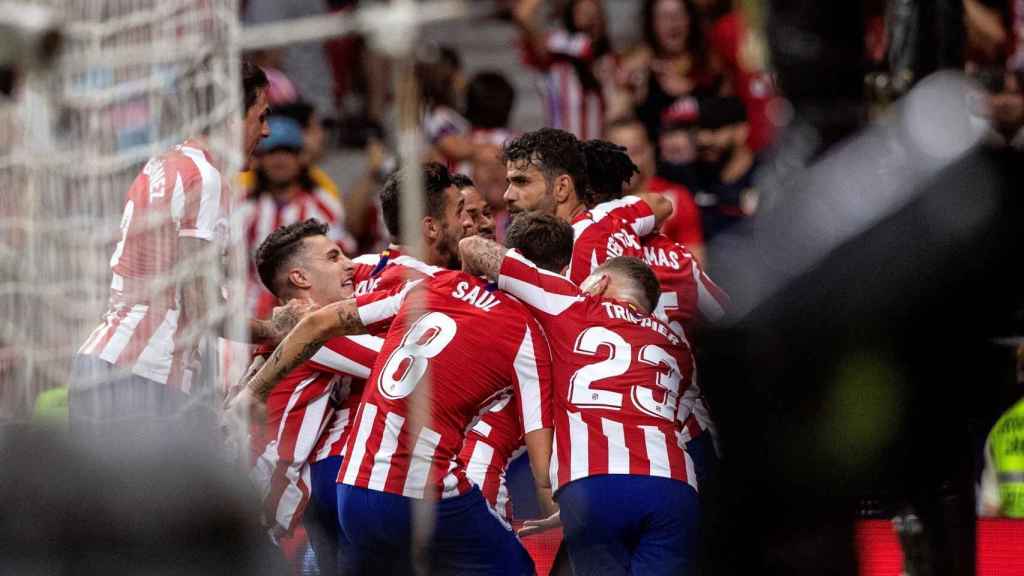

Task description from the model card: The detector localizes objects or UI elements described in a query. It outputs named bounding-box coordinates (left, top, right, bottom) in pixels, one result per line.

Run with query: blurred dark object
left=0, top=426, right=285, bottom=575
left=972, top=66, right=1006, bottom=93
left=0, top=66, right=15, bottom=97
left=697, top=3, right=1014, bottom=576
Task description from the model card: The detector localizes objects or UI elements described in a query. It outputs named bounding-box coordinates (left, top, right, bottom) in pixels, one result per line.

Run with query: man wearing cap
left=243, top=115, right=355, bottom=320
left=654, top=96, right=759, bottom=244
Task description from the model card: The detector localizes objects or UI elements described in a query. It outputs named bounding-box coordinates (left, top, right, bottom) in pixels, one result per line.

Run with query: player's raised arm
left=579, top=139, right=673, bottom=235
left=246, top=299, right=363, bottom=400
left=247, top=279, right=419, bottom=400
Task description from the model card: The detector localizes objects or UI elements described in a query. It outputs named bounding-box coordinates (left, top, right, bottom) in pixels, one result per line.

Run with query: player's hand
left=269, top=297, right=318, bottom=342
left=517, top=510, right=561, bottom=537
left=224, top=387, right=267, bottom=428
left=224, top=355, right=265, bottom=407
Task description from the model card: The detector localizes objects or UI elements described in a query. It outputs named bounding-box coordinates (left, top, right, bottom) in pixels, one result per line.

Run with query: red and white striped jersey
left=338, top=269, right=554, bottom=500
left=457, top=392, right=525, bottom=521
left=498, top=250, right=697, bottom=493
left=595, top=196, right=730, bottom=442
left=350, top=248, right=440, bottom=336
left=251, top=334, right=382, bottom=537
left=351, top=247, right=435, bottom=297
left=522, top=30, right=605, bottom=140
left=567, top=198, right=655, bottom=285
left=78, top=140, right=228, bottom=391
left=244, top=185, right=354, bottom=319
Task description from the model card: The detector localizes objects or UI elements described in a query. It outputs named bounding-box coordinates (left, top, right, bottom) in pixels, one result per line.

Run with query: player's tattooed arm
left=246, top=299, right=365, bottom=400
left=458, top=236, right=507, bottom=280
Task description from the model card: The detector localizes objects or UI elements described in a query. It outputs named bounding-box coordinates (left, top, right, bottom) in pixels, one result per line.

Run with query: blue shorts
left=304, top=456, right=346, bottom=575
left=685, top=433, right=718, bottom=489
left=337, top=484, right=535, bottom=576
left=557, top=475, right=699, bottom=576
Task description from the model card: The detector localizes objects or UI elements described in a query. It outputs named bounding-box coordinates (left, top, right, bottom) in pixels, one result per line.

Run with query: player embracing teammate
left=243, top=128, right=725, bottom=575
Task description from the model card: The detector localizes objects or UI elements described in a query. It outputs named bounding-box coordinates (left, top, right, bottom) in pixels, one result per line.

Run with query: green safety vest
left=988, top=397, right=1024, bottom=518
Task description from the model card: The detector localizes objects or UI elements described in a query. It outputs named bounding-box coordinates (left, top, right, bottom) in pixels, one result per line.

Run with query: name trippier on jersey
left=600, top=301, right=681, bottom=347
left=451, top=281, right=501, bottom=312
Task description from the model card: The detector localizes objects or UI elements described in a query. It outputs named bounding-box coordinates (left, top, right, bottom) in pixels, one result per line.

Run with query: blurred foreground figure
left=0, top=427, right=283, bottom=575
left=979, top=345, right=1024, bottom=518
left=699, top=2, right=1021, bottom=575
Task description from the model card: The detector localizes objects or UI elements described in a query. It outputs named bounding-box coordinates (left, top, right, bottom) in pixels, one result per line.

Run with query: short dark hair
left=242, top=60, right=269, bottom=114
left=271, top=100, right=315, bottom=129
left=502, top=128, right=587, bottom=192
left=450, top=173, right=475, bottom=190
left=380, top=162, right=454, bottom=240
left=598, top=256, right=661, bottom=314
left=255, top=219, right=329, bottom=297
left=465, top=71, right=516, bottom=129
left=579, top=139, right=638, bottom=207
left=505, top=213, right=574, bottom=273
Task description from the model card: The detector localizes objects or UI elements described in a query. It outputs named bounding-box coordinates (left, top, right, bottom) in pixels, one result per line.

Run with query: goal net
left=0, top=0, right=243, bottom=421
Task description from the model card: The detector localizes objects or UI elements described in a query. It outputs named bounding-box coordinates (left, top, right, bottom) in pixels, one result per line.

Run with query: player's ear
left=553, top=174, right=573, bottom=204
left=422, top=217, right=439, bottom=242
left=287, top=267, right=311, bottom=290
left=579, top=272, right=609, bottom=298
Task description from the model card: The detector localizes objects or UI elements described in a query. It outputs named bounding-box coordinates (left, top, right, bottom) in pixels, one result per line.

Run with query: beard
left=437, top=226, right=463, bottom=270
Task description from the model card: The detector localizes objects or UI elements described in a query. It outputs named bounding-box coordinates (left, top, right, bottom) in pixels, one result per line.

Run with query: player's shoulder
left=641, top=233, right=695, bottom=272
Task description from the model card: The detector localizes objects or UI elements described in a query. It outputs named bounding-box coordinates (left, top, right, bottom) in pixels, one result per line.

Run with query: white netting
left=0, top=0, right=242, bottom=420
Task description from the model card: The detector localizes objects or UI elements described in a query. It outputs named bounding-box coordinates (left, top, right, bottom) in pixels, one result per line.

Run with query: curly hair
left=579, top=139, right=638, bottom=207
left=380, top=161, right=454, bottom=240
left=502, top=128, right=588, bottom=193
left=255, top=218, right=329, bottom=297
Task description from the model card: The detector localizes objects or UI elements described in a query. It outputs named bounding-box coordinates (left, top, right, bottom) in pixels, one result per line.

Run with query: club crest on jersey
left=606, top=229, right=641, bottom=257
left=451, top=281, right=501, bottom=312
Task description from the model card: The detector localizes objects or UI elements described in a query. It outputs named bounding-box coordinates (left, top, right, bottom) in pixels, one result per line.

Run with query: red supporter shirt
left=338, top=269, right=554, bottom=500
left=498, top=250, right=698, bottom=493
left=457, top=393, right=525, bottom=521
left=251, top=335, right=382, bottom=537
left=79, top=139, right=228, bottom=392
left=567, top=199, right=655, bottom=285
left=646, top=177, right=703, bottom=250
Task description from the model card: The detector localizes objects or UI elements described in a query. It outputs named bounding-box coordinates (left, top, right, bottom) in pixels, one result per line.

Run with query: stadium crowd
left=37, top=1, right=1024, bottom=575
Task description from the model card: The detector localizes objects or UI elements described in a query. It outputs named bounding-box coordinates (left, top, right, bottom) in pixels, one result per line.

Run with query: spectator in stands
left=244, top=116, right=354, bottom=317
left=515, top=0, right=615, bottom=139
left=417, top=46, right=497, bottom=168
left=241, top=100, right=340, bottom=199
left=244, top=0, right=337, bottom=121
left=689, top=96, right=757, bottom=241
left=462, top=71, right=518, bottom=240
left=606, top=117, right=705, bottom=264
left=702, top=1, right=777, bottom=152
left=248, top=49, right=299, bottom=106
left=656, top=96, right=701, bottom=190
left=613, top=0, right=716, bottom=142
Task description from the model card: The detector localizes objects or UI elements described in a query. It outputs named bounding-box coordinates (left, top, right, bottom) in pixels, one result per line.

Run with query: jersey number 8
left=378, top=312, right=458, bottom=400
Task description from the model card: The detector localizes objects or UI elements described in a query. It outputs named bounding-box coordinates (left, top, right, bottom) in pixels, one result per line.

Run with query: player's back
left=640, top=232, right=728, bottom=337
left=77, top=140, right=226, bottom=387
left=458, top=393, right=525, bottom=520
left=352, top=249, right=433, bottom=296
left=545, top=294, right=696, bottom=491
left=340, top=270, right=550, bottom=500
left=568, top=207, right=648, bottom=285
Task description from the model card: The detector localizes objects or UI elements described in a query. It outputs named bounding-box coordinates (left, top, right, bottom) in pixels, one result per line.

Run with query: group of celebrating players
left=71, top=62, right=730, bottom=576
